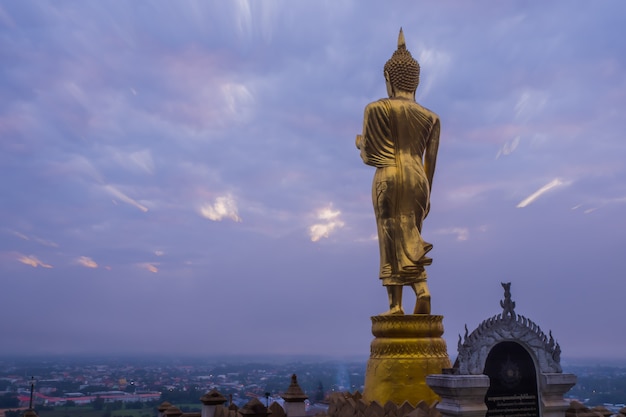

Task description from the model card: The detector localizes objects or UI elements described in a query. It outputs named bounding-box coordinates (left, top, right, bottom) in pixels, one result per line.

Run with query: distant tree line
left=569, top=374, right=626, bottom=405
left=160, top=386, right=203, bottom=406
left=4, top=410, right=20, bottom=417
left=0, top=393, right=19, bottom=408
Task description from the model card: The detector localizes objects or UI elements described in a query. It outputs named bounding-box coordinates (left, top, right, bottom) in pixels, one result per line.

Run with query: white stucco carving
left=454, top=283, right=562, bottom=375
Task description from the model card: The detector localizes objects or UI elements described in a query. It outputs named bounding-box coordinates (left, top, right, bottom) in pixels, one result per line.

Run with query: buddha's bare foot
left=381, top=306, right=404, bottom=316
left=413, top=295, right=431, bottom=315
left=412, top=281, right=431, bottom=315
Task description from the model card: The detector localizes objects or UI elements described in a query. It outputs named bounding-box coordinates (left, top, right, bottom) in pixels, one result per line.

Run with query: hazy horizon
left=3, top=354, right=626, bottom=369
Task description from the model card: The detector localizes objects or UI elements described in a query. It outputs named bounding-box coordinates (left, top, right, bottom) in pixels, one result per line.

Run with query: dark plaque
left=484, top=342, right=540, bottom=417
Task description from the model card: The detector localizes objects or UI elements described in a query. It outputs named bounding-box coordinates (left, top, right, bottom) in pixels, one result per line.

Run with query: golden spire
left=398, top=27, right=406, bottom=50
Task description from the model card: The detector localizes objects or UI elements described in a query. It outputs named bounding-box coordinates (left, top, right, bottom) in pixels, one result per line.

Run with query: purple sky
left=1, top=2, right=625, bottom=360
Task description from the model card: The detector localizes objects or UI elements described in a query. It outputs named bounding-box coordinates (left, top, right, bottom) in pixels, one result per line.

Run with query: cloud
left=517, top=178, right=569, bottom=208
left=34, top=238, right=59, bottom=248
left=199, top=194, right=242, bottom=222
left=309, top=206, right=345, bottom=242
left=436, top=227, right=470, bottom=242
left=514, top=89, right=549, bottom=121
left=11, top=231, right=29, bottom=241
left=354, top=234, right=378, bottom=243
left=496, top=136, right=520, bottom=159
left=571, top=195, right=626, bottom=215
left=221, top=83, right=254, bottom=121
left=51, top=155, right=104, bottom=183
left=444, top=183, right=500, bottom=203
left=601, top=196, right=626, bottom=206
left=111, top=148, right=155, bottom=175
left=416, top=47, right=452, bottom=99
left=17, top=254, right=53, bottom=269
left=9, top=231, right=59, bottom=248
left=103, top=184, right=149, bottom=212
left=76, top=256, right=98, bottom=269
left=138, top=263, right=159, bottom=273
left=233, top=0, right=252, bottom=37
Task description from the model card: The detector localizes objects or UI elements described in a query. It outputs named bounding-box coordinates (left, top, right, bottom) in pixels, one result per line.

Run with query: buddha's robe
left=359, top=98, right=440, bottom=285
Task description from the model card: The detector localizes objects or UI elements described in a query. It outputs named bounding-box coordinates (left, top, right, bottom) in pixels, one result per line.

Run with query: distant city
left=1, top=356, right=625, bottom=414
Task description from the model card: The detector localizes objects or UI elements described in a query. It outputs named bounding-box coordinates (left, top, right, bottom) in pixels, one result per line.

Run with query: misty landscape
left=1, top=356, right=626, bottom=415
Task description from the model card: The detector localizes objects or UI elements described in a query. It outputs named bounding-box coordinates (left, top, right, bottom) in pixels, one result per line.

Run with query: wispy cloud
left=76, top=256, right=98, bottom=269
left=222, top=83, right=254, bottom=121
left=517, top=178, right=569, bottom=208
left=17, top=254, right=53, bottom=269
left=103, top=184, right=149, bottom=212
left=354, top=234, right=378, bottom=243
left=34, top=237, right=59, bottom=248
left=111, top=148, right=155, bottom=175
left=11, top=231, right=29, bottom=241
left=435, top=227, right=470, bottom=242
left=601, top=196, right=626, bottom=206
left=496, top=136, right=520, bottom=159
left=571, top=195, right=626, bottom=215
left=309, top=205, right=345, bottom=242
left=514, top=89, right=549, bottom=121
left=445, top=183, right=500, bottom=203
left=199, top=194, right=242, bottom=222
left=416, top=47, right=451, bottom=99
left=138, top=263, right=159, bottom=273
left=9, top=231, right=59, bottom=248
left=233, top=0, right=252, bottom=38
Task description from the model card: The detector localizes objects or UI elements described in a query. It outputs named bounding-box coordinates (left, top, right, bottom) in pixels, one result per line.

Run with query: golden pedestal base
left=362, top=315, right=451, bottom=406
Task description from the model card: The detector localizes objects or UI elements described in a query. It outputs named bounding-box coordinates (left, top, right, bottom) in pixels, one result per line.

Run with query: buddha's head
left=384, top=28, right=420, bottom=98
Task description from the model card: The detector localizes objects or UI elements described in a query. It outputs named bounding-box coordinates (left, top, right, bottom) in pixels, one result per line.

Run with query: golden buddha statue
left=356, top=29, right=440, bottom=316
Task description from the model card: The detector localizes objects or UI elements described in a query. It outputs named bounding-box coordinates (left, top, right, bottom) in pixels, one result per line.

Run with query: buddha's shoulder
left=365, top=98, right=392, bottom=110
left=412, top=101, right=439, bottom=120
left=365, top=99, right=440, bottom=121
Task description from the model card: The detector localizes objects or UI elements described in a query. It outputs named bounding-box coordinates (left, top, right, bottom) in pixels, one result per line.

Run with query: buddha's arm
left=424, top=117, right=440, bottom=192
